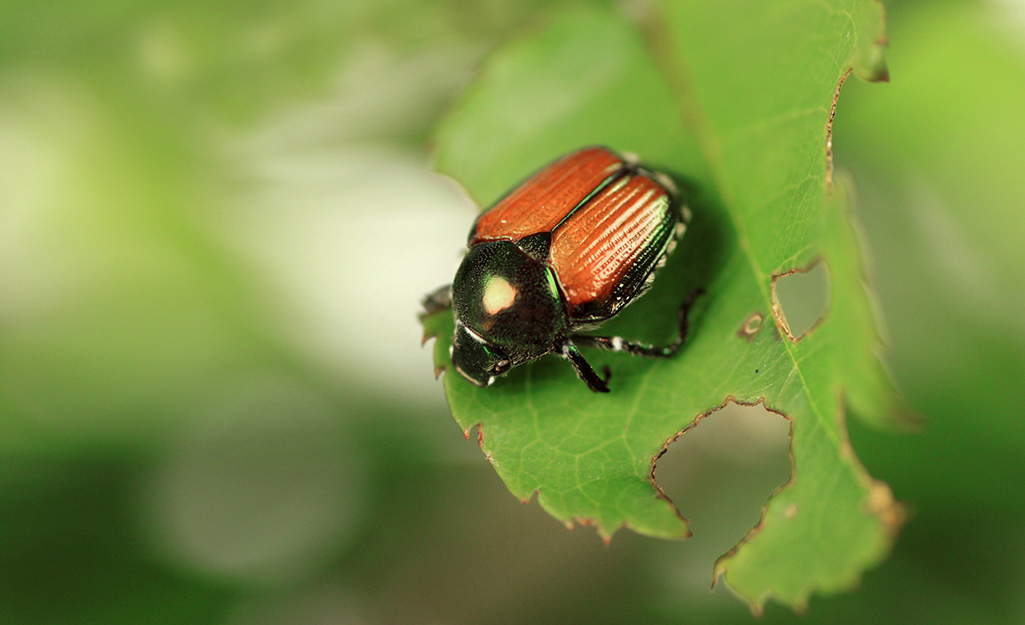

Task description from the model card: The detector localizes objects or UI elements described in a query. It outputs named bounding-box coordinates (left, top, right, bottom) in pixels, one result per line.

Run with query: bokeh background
left=2, top=0, right=1024, bottom=623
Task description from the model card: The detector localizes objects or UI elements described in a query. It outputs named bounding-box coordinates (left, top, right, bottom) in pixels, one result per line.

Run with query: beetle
left=423, top=146, right=701, bottom=393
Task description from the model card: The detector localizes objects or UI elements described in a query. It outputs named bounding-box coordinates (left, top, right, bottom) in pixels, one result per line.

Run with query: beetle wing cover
left=469, top=147, right=624, bottom=245
left=550, top=173, right=677, bottom=321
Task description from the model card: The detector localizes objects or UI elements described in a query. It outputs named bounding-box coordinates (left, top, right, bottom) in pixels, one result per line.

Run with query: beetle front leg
left=572, top=287, right=705, bottom=358
left=420, top=284, right=453, bottom=318
left=561, top=341, right=611, bottom=393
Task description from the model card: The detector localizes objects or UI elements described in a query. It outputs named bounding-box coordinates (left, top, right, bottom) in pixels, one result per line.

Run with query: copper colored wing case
left=469, top=147, right=625, bottom=245
left=549, top=173, right=677, bottom=322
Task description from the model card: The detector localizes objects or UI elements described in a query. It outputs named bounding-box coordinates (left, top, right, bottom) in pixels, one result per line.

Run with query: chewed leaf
left=425, top=0, right=908, bottom=611
left=711, top=178, right=905, bottom=611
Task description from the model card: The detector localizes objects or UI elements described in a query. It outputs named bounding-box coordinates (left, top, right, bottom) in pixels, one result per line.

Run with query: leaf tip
left=849, top=0, right=891, bottom=83
left=712, top=562, right=770, bottom=617
left=884, top=398, right=926, bottom=433
left=853, top=45, right=890, bottom=83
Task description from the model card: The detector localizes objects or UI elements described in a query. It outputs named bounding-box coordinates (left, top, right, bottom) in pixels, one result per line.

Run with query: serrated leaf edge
left=642, top=7, right=901, bottom=610
left=711, top=391, right=905, bottom=614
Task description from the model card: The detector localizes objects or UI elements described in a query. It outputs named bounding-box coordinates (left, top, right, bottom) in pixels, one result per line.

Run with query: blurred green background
left=1, top=0, right=1024, bottom=623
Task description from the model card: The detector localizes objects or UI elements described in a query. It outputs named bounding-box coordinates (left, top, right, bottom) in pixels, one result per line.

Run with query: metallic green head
left=450, top=241, right=567, bottom=387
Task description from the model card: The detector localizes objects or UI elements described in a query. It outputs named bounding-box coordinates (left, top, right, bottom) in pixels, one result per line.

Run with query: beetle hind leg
left=573, top=287, right=705, bottom=358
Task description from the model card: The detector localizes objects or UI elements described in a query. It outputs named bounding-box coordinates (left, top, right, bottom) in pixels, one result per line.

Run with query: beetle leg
left=420, top=284, right=453, bottom=318
left=573, top=287, right=705, bottom=358
left=561, top=341, right=611, bottom=393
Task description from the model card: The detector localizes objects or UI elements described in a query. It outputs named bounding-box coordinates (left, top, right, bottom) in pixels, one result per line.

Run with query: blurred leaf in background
left=1, top=0, right=1024, bottom=624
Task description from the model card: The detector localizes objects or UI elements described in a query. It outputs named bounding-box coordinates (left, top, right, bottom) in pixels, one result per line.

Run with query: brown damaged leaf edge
left=708, top=400, right=796, bottom=616
left=825, top=69, right=851, bottom=195
left=476, top=424, right=487, bottom=454
left=467, top=420, right=627, bottom=544
left=711, top=393, right=906, bottom=616
left=834, top=390, right=906, bottom=536
left=648, top=397, right=792, bottom=543
left=828, top=2, right=890, bottom=191
left=770, top=258, right=829, bottom=343
left=460, top=410, right=693, bottom=543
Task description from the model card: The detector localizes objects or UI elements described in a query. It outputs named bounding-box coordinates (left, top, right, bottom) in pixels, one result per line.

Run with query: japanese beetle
left=423, top=146, right=700, bottom=393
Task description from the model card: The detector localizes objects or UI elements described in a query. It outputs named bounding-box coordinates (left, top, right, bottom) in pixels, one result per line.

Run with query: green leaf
left=424, top=1, right=906, bottom=611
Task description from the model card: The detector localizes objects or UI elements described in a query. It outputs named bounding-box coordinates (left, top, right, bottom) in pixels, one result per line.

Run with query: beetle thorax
left=453, top=241, right=567, bottom=364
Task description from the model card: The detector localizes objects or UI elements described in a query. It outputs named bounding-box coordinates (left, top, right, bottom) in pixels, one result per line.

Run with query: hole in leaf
left=651, top=401, right=790, bottom=589
left=772, top=261, right=830, bottom=340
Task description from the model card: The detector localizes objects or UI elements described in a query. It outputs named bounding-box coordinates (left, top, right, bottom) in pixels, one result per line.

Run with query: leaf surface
left=425, top=1, right=905, bottom=610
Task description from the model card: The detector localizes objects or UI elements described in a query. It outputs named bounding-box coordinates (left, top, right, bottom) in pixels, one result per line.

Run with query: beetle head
left=451, top=321, right=511, bottom=387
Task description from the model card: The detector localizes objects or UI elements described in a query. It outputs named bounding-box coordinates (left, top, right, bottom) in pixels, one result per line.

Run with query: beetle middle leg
left=560, top=342, right=612, bottom=393
left=572, top=287, right=705, bottom=358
